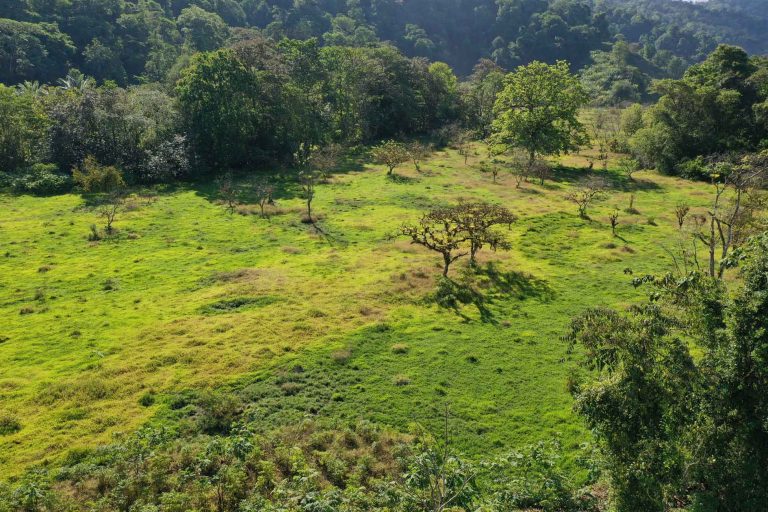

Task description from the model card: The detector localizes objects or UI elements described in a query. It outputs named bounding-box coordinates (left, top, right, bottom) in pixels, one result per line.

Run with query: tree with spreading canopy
left=491, top=60, right=589, bottom=174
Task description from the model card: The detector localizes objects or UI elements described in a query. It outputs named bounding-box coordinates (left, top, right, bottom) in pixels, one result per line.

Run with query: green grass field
left=0, top=144, right=714, bottom=480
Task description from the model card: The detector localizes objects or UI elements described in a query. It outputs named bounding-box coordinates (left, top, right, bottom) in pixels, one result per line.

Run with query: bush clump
left=0, top=413, right=22, bottom=435
left=12, top=164, right=72, bottom=195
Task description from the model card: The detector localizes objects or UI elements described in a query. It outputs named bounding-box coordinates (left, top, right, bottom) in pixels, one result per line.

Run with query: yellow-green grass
left=0, top=144, right=714, bottom=479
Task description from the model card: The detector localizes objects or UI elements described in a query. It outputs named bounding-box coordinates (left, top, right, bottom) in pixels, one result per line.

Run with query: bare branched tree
left=674, top=202, right=690, bottom=229
left=609, top=208, right=619, bottom=236
left=566, top=176, right=609, bottom=218
left=693, top=153, right=767, bottom=278
left=216, top=172, right=239, bottom=214
left=252, top=177, right=274, bottom=218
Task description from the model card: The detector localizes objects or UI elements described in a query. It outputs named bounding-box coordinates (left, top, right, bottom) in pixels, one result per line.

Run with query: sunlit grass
left=0, top=144, right=714, bottom=478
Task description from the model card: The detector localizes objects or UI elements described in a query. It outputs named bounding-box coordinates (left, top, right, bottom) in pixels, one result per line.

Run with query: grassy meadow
left=0, top=143, right=714, bottom=480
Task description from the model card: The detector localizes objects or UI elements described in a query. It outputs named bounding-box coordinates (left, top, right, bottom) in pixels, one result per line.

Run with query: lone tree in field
left=491, top=61, right=588, bottom=178
left=453, top=129, right=474, bottom=165
left=507, top=149, right=530, bottom=188
left=609, top=208, right=620, bottom=236
left=453, top=202, right=516, bottom=266
left=407, top=141, right=432, bottom=172
left=73, top=156, right=127, bottom=234
left=295, top=143, right=341, bottom=224
left=252, top=177, right=274, bottom=218
left=400, top=207, right=469, bottom=277
left=400, top=203, right=516, bottom=275
left=566, top=176, right=609, bottom=218
left=372, top=140, right=409, bottom=176
left=617, top=157, right=641, bottom=182
left=674, top=202, right=690, bottom=229
left=216, top=172, right=239, bottom=214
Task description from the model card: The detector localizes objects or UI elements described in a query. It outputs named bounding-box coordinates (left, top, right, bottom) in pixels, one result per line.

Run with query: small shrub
left=88, top=224, right=101, bottom=241
left=393, top=374, right=411, bottom=386
left=331, top=349, right=352, bottom=364
left=194, top=390, right=242, bottom=434
left=138, top=392, right=156, bottom=407
left=280, top=382, right=302, bottom=396
left=103, top=278, right=119, bottom=291
left=0, top=413, right=21, bottom=435
left=391, top=343, right=409, bottom=354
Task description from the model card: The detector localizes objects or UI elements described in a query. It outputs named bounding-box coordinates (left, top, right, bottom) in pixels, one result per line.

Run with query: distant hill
left=0, top=0, right=766, bottom=85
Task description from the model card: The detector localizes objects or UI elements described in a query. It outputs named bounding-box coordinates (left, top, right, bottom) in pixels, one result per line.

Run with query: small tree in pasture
left=453, top=130, right=473, bottom=165
left=74, top=156, right=127, bottom=234
left=216, top=172, right=239, bottom=214
left=400, top=202, right=516, bottom=275
left=400, top=208, right=469, bottom=277
left=530, top=159, right=551, bottom=185
left=617, top=157, right=640, bottom=182
left=372, top=140, right=409, bottom=176
left=295, top=143, right=341, bottom=224
left=693, top=153, right=767, bottom=278
left=252, top=178, right=274, bottom=218
left=452, top=202, right=516, bottom=266
left=566, top=176, right=608, bottom=218
left=407, top=141, right=432, bottom=172
left=674, top=202, right=690, bottom=229
left=609, top=208, right=620, bottom=236
left=507, top=150, right=529, bottom=188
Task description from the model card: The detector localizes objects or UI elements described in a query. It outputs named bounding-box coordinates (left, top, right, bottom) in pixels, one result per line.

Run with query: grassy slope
left=0, top=145, right=713, bottom=479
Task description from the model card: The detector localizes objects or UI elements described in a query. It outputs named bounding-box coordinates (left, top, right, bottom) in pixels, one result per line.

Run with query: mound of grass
left=199, top=295, right=281, bottom=314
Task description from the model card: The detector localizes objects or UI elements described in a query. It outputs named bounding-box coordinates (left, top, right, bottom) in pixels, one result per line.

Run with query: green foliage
left=11, top=163, right=72, bottom=195
left=567, top=235, right=768, bottom=511
left=72, top=156, right=124, bottom=193
left=0, top=84, right=49, bottom=173
left=492, top=61, right=589, bottom=166
left=177, top=5, right=230, bottom=52
left=630, top=45, right=768, bottom=174
left=581, top=40, right=663, bottom=106
left=0, top=19, right=75, bottom=84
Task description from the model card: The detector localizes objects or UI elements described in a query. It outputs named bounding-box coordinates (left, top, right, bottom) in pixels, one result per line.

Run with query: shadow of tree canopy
left=547, top=164, right=661, bottom=192
left=432, top=263, right=555, bottom=323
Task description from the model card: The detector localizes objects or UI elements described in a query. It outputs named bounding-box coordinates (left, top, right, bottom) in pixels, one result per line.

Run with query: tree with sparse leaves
left=407, top=141, right=432, bottom=172
left=566, top=176, right=609, bottom=218
left=400, top=207, right=469, bottom=277
left=372, top=140, right=409, bottom=176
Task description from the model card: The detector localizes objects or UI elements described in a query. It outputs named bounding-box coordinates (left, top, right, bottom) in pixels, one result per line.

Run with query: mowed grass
left=0, top=144, right=714, bottom=479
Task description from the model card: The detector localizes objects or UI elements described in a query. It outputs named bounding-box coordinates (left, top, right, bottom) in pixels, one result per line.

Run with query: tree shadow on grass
left=547, top=165, right=661, bottom=192
left=433, top=263, right=555, bottom=324
left=385, top=173, right=420, bottom=184
left=473, top=262, right=555, bottom=303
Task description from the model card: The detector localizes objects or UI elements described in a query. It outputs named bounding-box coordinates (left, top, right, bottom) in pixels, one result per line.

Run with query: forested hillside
left=1, top=0, right=767, bottom=85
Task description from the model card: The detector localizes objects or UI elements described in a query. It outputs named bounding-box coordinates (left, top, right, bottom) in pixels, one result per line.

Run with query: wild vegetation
left=1, top=0, right=768, bottom=509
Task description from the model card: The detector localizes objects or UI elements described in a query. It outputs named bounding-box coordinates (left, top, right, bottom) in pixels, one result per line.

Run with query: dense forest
left=2, top=0, right=768, bottom=511
left=2, top=0, right=768, bottom=84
